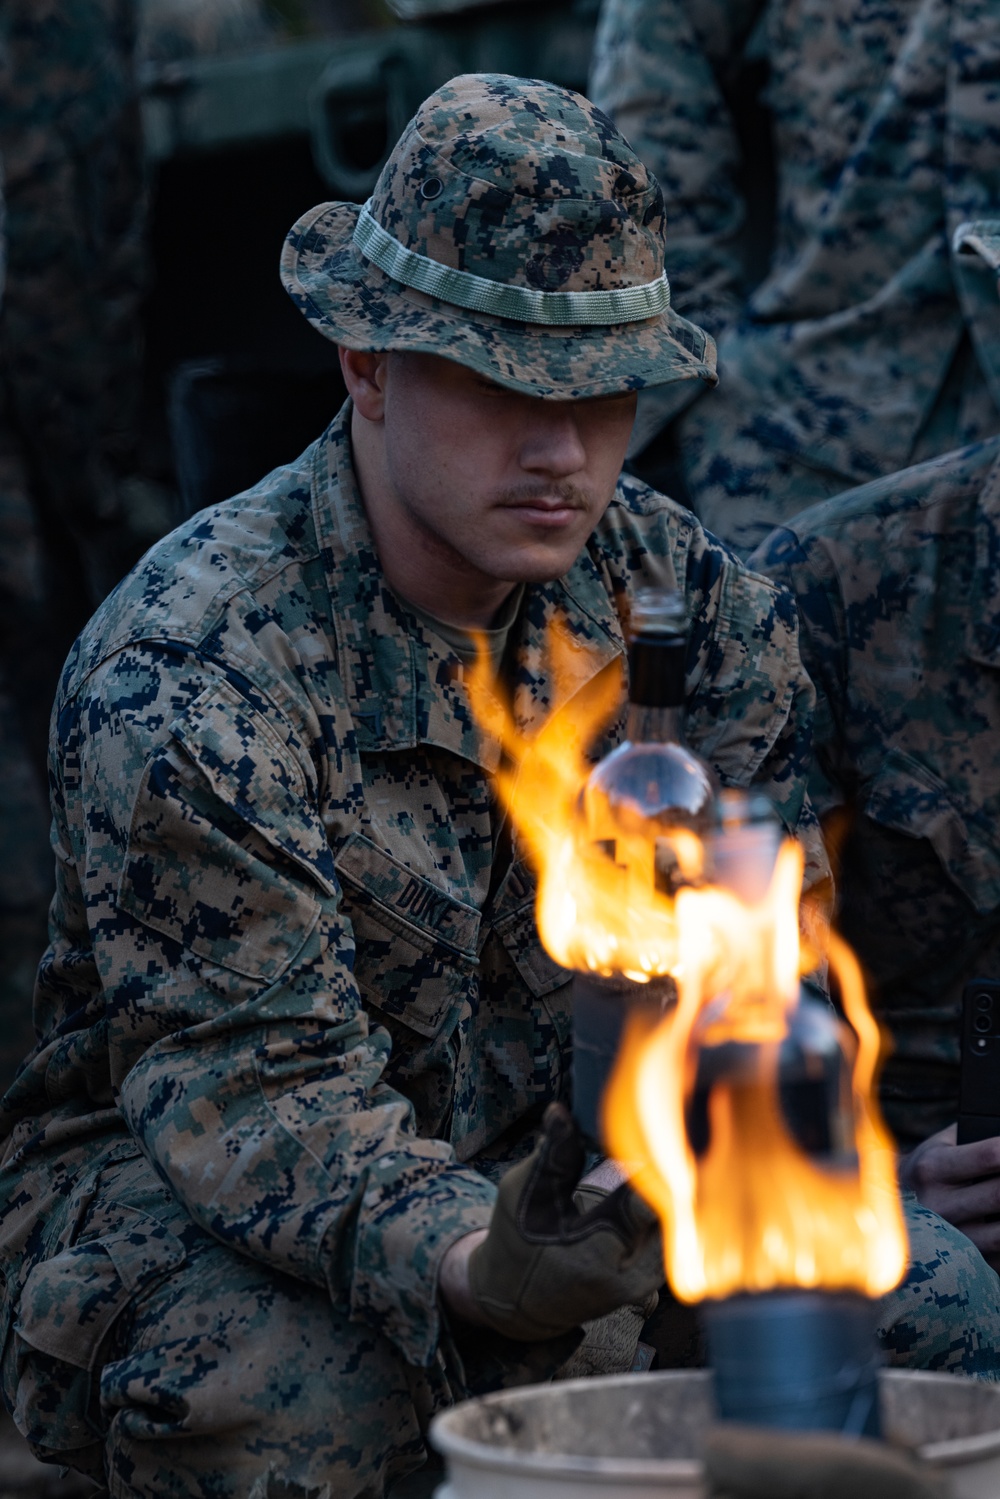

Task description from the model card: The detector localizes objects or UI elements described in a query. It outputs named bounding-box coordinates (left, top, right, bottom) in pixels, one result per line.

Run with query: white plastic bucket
left=431, top=1368, right=1000, bottom=1499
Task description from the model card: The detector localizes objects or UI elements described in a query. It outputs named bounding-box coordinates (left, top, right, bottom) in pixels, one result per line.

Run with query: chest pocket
left=484, top=855, right=573, bottom=1076
left=488, top=857, right=572, bottom=999
left=863, top=748, right=1000, bottom=916
left=334, top=831, right=480, bottom=1038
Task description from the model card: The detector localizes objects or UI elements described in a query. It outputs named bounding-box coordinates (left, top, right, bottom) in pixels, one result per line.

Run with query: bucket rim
left=431, top=1367, right=1000, bottom=1479
left=880, top=1369, right=1000, bottom=1467
left=430, top=1370, right=708, bottom=1481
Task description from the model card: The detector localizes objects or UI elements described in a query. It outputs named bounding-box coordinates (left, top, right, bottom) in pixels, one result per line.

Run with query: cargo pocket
left=485, top=855, right=574, bottom=1111
left=335, top=830, right=480, bottom=1039
left=862, top=748, right=1000, bottom=915
left=11, top=1208, right=186, bottom=1455
left=490, top=857, right=573, bottom=1003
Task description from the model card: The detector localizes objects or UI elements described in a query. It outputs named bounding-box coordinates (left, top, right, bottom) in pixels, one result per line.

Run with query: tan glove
left=555, top=1301, right=653, bottom=1379
left=704, top=1424, right=948, bottom=1499
left=466, top=1102, right=663, bottom=1341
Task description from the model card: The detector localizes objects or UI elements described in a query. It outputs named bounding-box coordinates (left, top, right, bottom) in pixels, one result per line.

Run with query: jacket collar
left=310, top=402, right=626, bottom=773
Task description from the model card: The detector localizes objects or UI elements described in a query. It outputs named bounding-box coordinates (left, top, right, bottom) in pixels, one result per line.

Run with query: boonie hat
left=281, top=72, right=718, bottom=400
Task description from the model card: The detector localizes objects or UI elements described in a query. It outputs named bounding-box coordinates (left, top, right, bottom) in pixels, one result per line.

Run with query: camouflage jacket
left=590, top=0, right=1000, bottom=477
left=0, top=404, right=821, bottom=1367
left=753, top=435, right=1000, bottom=1147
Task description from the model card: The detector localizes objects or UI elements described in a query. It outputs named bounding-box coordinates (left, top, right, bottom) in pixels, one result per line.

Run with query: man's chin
left=486, top=539, right=592, bottom=585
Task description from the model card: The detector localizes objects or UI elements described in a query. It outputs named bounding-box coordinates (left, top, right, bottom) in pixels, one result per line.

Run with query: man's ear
left=339, top=346, right=389, bottom=421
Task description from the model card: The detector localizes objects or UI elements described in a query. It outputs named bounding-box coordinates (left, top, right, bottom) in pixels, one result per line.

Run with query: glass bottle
left=572, top=591, right=717, bottom=1141
left=583, top=588, right=718, bottom=896
left=689, top=792, right=857, bottom=1167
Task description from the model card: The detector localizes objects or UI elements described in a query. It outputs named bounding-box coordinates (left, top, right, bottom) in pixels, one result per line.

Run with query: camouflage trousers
left=2, top=1153, right=999, bottom=1498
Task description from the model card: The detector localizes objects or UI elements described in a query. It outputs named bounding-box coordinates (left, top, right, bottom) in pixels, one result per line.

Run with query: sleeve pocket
left=118, top=679, right=333, bottom=980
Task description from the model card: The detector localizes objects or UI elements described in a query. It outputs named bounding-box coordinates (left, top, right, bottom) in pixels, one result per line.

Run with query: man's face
left=373, top=351, right=637, bottom=586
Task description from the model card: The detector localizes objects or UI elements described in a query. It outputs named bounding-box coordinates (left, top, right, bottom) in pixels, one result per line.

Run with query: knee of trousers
left=876, top=1194, right=1000, bottom=1379
left=98, top=1240, right=431, bottom=1497
left=3, top=1158, right=432, bottom=1496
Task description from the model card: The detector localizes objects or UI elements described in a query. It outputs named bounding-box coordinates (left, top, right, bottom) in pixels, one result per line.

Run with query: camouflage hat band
left=353, top=202, right=673, bottom=326
left=282, top=75, right=720, bottom=399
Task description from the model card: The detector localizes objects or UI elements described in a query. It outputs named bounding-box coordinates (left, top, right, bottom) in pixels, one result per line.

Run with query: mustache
left=493, top=482, right=592, bottom=510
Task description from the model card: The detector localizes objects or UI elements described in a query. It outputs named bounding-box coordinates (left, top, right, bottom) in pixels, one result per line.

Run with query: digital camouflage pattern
left=753, top=434, right=1000, bottom=1148
left=281, top=73, right=718, bottom=401
left=0, top=0, right=151, bottom=1096
left=0, top=6, right=50, bottom=1103
left=0, top=399, right=832, bottom=1489
left=5, top=1153, right=996, bottom=1498
left=590, top=0, right=1000, bottom=555
left=2, top=1149, right=443, bottom=1495
left=880, top=1202, right=1000, bottom=1378
left=0, top=0, right=148, bottom=609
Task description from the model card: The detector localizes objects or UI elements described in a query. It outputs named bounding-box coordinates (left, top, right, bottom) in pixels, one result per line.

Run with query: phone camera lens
left=976, top=992, right=994, bottom=1011
left=975, top=1013, right=992, bottom=1033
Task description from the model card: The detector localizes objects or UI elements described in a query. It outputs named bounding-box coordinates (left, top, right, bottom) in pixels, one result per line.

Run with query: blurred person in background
left=589, top=0, right=1000, bottom=558
left=752, top=225, right=1000, bottom=1277
left=0, top=0, right=392, bottom=1095
left=0, top=0, right=147, bottom=1093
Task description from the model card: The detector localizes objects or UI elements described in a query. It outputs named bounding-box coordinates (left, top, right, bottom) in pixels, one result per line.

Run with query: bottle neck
left=626, top=637, right=686, bottom=742
left=625, top=702, right=683, bottom=744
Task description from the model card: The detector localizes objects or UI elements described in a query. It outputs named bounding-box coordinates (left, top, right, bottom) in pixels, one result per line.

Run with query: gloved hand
left=466, top=1101, right=663, bottom=1341
left=704, top=1424, right=947, bottom=1499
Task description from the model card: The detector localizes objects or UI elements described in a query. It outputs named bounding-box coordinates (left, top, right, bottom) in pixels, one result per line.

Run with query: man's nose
left=518, top=407, right=588, bottom=477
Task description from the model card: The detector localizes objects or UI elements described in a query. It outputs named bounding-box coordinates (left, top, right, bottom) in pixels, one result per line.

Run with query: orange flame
left=468, top=625, right=907, bottom=1302
left=468, top=624, right=683, bottom=981
left=603, top=853, right=907, bottom=1301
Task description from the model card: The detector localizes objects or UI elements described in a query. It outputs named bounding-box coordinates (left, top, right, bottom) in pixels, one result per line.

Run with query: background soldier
left=0, top=0, right=150, bottom=1091
left=753, top=222, right=1000, bottom=1279
left=589, top=0, right=1000, bottom=556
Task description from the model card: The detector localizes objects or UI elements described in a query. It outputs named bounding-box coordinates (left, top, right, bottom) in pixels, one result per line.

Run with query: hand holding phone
left=898, top=980, right=1000, bottom=1271
left=899, top=1123, right=1000, bottom=1270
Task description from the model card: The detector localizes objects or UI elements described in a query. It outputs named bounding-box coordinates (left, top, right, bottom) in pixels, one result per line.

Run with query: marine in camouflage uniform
left=589, top=0, right=1000, bottom=556
left=0, top=74, right=996, bottom=1498
left=752, top=222, right=1000, bottom=1150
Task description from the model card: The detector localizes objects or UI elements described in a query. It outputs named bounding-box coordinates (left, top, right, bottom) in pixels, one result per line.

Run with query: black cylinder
left=571, top=971, right=674, bottom=1145
left=701, top=1290, right=881, bottom=1436
left=628, top=635, right=686, bottom=707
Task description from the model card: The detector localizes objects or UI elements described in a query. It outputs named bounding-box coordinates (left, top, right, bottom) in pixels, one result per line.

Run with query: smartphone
left=957, top=979, right=1000, bottom=1144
